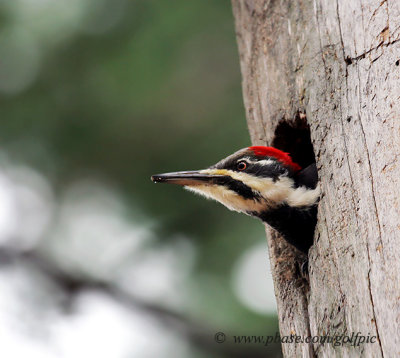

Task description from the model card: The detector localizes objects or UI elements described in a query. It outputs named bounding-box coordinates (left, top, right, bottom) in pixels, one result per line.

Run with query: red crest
left=248, top=146, right=301, bottom=172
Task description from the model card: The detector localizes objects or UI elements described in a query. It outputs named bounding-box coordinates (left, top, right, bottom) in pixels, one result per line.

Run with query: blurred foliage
left=0, top=0, right=280, bottom=356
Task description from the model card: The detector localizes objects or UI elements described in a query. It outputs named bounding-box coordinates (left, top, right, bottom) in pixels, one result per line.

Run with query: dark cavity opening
left=272, top=112, right=316, bottom=170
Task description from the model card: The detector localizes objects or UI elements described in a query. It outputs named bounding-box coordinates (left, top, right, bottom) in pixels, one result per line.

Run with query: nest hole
left=271, top=112, right=316, bottom=169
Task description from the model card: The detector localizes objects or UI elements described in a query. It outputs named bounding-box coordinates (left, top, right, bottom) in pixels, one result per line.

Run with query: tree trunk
left=232, top=0, right=400, bottom=357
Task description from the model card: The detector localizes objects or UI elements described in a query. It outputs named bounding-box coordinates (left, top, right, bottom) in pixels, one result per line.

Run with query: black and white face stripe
left=211, top=149, right=291, bottom=181
left=198, top=168, right=319, bottom=208
left=236, top=158, right=288, bottom=181
left=212, top=175, right=262, bottom=200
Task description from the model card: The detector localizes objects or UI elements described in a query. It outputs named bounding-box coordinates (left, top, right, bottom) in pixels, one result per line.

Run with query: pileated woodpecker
left=151, top=146, right=319, bottom=253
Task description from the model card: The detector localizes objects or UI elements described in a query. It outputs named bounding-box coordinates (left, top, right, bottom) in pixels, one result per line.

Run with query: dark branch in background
left=0, top=248, right=281, bottom=358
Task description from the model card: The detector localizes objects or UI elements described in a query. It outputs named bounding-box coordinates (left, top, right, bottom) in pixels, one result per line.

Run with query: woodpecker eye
left=237, top=161, right=247, bottom=171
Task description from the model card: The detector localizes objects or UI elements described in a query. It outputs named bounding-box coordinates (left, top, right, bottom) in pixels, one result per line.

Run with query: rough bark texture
left=232, top=1, right=400, bottom=357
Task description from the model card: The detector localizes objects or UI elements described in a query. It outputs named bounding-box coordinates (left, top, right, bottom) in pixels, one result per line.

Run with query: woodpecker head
left=151, top=146, right=319, bottom=220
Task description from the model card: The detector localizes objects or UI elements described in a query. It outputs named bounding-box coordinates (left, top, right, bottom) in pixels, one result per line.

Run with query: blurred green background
left=0, top=0, right=280, bottom=357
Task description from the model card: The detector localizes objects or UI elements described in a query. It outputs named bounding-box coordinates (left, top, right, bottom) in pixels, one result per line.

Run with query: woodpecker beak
left=151, top=171, right=224, bottom=186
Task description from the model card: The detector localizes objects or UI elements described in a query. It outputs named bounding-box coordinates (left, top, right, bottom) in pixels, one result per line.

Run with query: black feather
left=257, top=204, right=318, bottom=253
left=295, top=163, right=318, bottom=189
left=257, top=162, right=319, bottom=253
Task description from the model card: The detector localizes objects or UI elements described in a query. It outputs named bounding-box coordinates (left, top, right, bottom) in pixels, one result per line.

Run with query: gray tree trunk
left=231, top=1, right=400, bottom=357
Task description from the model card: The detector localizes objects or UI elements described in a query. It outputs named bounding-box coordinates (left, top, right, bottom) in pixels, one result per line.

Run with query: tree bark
left=232, top=0, right=400, bottom=357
